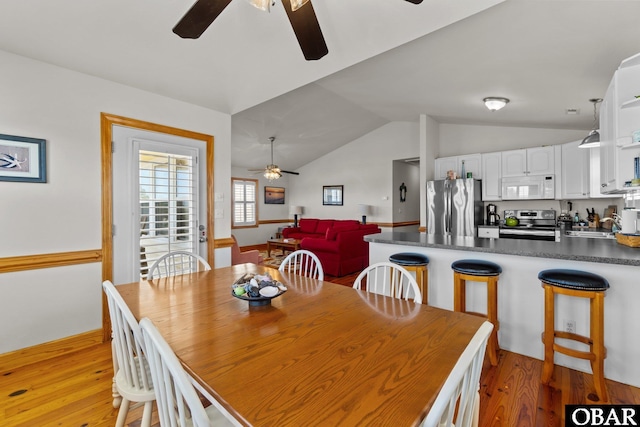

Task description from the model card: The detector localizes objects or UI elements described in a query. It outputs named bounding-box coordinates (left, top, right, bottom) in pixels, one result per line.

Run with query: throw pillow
left=325, top=227, right=338, bottom=240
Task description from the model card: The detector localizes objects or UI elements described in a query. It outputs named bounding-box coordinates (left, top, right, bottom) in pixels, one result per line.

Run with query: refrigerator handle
left=448, top=186, right=453, bottom=233
left=446, top=185, right=451, bottom=233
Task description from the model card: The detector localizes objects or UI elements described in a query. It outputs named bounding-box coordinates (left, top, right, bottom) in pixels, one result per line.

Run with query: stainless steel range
left=499, top=209, right=559, bottom=241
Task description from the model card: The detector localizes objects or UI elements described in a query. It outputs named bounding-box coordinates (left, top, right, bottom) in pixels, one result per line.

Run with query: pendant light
left=579, top=98, right=603, bottom=149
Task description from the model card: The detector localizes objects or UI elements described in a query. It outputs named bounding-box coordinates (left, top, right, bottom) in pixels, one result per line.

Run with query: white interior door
left=112, top=126, right=207, bottom=284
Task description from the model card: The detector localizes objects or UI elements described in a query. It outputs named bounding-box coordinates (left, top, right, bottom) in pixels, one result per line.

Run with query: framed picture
left=323, top=185, right=343, bottom=206
left=0, top=134, right=47, bottom=183
left=264, top=186, right=285, bottom=204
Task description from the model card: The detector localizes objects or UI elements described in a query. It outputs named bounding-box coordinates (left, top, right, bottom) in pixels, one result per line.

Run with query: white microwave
left=501, top=175, right=555, bottom=200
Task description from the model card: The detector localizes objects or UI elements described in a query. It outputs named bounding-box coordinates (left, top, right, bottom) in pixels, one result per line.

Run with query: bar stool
left=452, top=259, right=502, bottom=366
left=538, top=269, right=609, bottom=402
left=389, top=253, right=429, bottom=304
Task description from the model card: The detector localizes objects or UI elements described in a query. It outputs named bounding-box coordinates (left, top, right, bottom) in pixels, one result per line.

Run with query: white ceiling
left=1, top=0, right=640, bottom=173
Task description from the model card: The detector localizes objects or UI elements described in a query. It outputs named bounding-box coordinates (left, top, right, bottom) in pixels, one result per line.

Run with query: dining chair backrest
left=421, top=321, right=494, bottom=427
left=279, top=249, right=324, bottom=281
left=148, top=250, right=211, bottom=279
left=353, top=261, right=422, bottom=303
left=139, top=317, right=215, bottom=427
left=102, top=280, right=155, bottom=426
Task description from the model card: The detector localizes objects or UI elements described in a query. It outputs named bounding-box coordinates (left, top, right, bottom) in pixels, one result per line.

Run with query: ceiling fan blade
left=173, top=0, right=233, bottom=39
left=404, top=0, right=423, bottom=4
left=281, top=0, right=328, bottom=61
left=281, top=170, right=300, bottom=175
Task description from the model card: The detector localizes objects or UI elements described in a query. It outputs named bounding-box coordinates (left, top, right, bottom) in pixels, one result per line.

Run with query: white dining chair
left=139, top=317, right=237, bottom=427
left=421, top=321, right=494, bottom=427
left=353, top=261, right=422, bottom=303
left=279, top=249, right=324, bottom=280
left=148, top=250, right=211, bottom=279
left=102, top=280, right=155, bottom=427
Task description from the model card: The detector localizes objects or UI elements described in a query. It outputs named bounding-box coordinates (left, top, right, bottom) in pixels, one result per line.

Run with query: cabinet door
left=434, top=156, right=458, bottom=180
left=481, top=152, right=501, bottom=201
left=599, top=81, right=617, bottom=192
left=527, top=146, right=555, bottom=175
left=458, top=154, right=481, bottom=178
left=501, top=149, right=527, bottom=177
left=561, top=140, right=589, bottom=199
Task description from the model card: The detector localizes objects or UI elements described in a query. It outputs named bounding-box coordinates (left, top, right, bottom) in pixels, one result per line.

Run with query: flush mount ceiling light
left=483, top=97, right=510, bottom=111
left=579, top=98, right=603, bottom=149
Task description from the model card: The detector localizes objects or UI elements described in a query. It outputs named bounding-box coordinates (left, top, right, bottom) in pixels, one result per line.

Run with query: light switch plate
left=214, top=193, right=224, bottom=202
left=214, top=209, right=223, bottom=219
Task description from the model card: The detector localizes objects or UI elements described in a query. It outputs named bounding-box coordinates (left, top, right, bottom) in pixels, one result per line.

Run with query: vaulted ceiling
left=1, top=0, right=639, bottom=173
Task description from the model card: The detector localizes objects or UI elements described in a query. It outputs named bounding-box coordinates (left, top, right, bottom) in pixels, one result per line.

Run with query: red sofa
left=283, top=218, right=381, bottom=277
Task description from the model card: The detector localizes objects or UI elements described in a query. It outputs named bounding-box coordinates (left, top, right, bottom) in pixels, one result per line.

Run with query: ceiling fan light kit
left=249, top=137, right=300, bottom=181
left=248, top=0, right=273, bottom=12
left=483, top=97, right=510, bottom=111
left=173, top=0, right=423, bottom=61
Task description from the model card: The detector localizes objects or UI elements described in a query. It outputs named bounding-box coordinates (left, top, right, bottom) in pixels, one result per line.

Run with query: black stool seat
left=389, top=253, right=430, bottom=266
left=451, top=259, right=502, bottom=276
left=538, top=269, right=609, bottom=291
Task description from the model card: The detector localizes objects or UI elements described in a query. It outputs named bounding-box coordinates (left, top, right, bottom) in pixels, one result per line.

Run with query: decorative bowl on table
left=231, top=272, right=287, bottom=306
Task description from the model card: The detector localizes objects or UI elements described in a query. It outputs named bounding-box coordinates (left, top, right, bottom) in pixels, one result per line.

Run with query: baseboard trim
left=0, top=329, right=104, bottom=373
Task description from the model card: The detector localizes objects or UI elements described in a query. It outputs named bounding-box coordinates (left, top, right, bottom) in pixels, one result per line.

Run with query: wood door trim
left=101, top=113, right=215, bottom=342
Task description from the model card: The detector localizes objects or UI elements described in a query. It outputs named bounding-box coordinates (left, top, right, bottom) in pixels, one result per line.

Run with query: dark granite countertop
left=365, top=232, right=640, bottom=266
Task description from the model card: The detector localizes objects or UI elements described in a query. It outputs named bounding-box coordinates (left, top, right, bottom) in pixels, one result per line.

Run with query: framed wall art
left=0, top=134, right=47, bottom=183
left=323, top=185, right=343, bottom=206
left=264, top=186, right=285, bottom=204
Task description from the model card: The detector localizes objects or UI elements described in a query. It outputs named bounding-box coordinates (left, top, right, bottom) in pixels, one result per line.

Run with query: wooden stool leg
left=541, top=284, right=555, bottom=384
left=453, top=272, right=466, bottom=312
left=413, top=267, right=427, bottom=305
left=486, top=276, right=499, bottom=366
left=590, top=292, right=609, bottom=402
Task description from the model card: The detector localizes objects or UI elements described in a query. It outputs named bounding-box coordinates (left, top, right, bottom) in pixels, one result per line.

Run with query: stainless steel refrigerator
left=427, top=178, right=483, bottom=237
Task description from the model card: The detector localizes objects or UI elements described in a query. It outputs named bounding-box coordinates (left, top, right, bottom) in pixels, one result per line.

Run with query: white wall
left=0, top=50, right=232, bottom=353
left=392, top=160, right=420, bottom=227
left=438, top=123, right=588, bottom=156
left=289, top=122, right=420, bottom=225
left=230, top=166, right=293, bottom=246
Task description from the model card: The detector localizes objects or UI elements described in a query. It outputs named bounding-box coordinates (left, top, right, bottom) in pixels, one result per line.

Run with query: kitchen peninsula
left=365, top=232, right=640, bottom=388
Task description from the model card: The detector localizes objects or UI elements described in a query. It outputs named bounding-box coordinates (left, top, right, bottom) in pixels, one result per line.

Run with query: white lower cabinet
left=478, top=226, right=499, bottom=239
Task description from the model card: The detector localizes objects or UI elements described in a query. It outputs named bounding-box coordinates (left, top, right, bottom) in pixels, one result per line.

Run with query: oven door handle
left=499, top=228, right=556, bottom=236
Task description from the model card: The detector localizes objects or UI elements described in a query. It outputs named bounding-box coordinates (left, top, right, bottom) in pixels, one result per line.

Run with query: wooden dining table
left=116, top=263, right=485, bottom=427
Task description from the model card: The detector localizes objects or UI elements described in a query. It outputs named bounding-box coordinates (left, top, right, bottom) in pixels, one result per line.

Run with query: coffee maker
left=487, top=204, right=500, bottom=225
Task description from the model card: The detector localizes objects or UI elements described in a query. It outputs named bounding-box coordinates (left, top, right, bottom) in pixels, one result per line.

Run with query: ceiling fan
left=248, top=137, right=299, bottom=180
left=173, top=0, right=423, bottom=61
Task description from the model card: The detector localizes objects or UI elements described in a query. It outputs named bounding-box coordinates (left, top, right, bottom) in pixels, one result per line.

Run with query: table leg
left=267, top=242, right=272, bottom=257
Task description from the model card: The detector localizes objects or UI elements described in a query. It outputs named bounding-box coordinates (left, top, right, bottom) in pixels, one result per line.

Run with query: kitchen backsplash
left=485, top=198, right=624, bottom=222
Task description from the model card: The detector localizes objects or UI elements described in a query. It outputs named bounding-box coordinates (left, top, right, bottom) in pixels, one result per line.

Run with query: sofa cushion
left=299, top=219, right=319, bottom=233
left=332, top=221, right=359, bottom=232
left=315, top=220, right=335, bottom=234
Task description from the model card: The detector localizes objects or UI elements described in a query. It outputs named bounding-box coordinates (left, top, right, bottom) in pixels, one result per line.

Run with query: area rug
left=259, top=251, right=285, bottom=269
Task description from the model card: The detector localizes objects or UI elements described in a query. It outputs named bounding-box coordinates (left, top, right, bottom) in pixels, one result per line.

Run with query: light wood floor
left=2, top=271, right=639, bottom=426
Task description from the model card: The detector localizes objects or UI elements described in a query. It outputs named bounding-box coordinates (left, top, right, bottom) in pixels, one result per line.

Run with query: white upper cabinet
left=434, top=156, right=458, bottom=180
left=501, top=146, right=555, bottom=177
left=434, top=154, right=481, bottom=180
left=560, top=140, right=589, bottom=199
left=481, top=152, right=502, bottom=201
left=599, top=51, right=640, bottom=193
